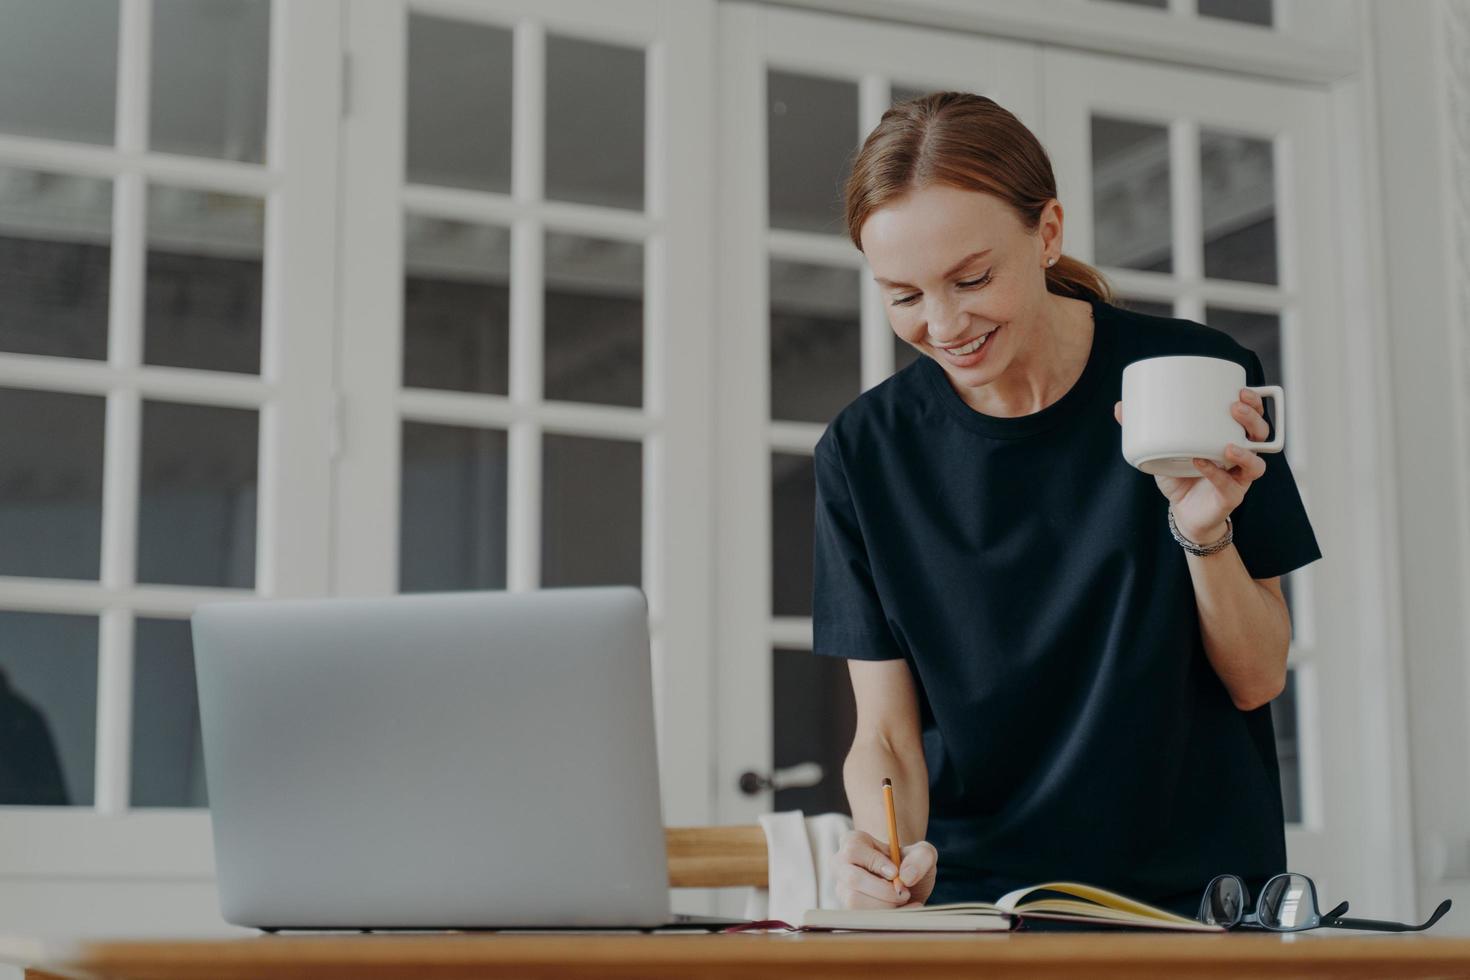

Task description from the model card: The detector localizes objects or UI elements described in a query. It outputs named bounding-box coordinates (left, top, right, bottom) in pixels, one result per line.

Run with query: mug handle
left=1242, top=385, right=1285, bottom=453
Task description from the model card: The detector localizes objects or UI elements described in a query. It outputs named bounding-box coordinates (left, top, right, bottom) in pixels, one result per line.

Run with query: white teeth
left=946, top=330, right=994, bottom=356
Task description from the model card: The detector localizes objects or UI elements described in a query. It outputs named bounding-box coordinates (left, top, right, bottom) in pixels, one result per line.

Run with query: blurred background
left=0, top=0, right=1467, bottom=943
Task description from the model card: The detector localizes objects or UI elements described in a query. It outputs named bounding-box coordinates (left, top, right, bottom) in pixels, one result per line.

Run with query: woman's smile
left=935, top=323, right=1002, bottom=366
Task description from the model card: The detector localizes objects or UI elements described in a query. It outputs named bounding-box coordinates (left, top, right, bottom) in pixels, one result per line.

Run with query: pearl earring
left=1047, top=256, right=1057, bottom=267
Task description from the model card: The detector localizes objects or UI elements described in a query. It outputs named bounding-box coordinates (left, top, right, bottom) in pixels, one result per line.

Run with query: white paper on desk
left=0, top=935, right=82, bottom=975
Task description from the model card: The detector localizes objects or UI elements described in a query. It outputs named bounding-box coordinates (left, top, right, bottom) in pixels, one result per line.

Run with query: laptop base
left=257, top=914, right=751, bottom=935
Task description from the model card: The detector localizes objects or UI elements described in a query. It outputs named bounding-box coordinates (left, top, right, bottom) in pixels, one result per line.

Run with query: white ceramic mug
left=1121, top=355, right=1284, bottom=477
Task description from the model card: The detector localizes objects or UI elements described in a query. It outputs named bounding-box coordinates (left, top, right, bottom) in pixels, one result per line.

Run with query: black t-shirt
left=811, top=296, right=1321, bottom=916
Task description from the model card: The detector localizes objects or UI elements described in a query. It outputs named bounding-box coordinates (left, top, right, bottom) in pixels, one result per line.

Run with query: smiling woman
left=816, top=92, right=1319, bottom=917
left=860, top=185, right=1100, bottom=416
left=847, top=94, right=1112, bottom=420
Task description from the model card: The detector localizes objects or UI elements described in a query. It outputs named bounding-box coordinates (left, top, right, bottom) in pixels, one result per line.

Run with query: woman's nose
left=925, top=299, right=969, bottom=343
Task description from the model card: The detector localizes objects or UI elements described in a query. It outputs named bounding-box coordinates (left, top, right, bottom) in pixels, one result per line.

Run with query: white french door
left=1039, top=46, right=1403, bottom=910
left=333, top=0, right=718, bottom=840
left=714, top=1, right=1406, bottom=916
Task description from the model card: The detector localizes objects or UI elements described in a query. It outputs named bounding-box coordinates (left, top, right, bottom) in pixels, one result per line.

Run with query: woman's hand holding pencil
left=831, top=778, right=939, bottom=909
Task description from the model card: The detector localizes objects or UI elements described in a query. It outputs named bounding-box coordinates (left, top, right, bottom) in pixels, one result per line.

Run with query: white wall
left=1374, top=0, right=1470, bottom=929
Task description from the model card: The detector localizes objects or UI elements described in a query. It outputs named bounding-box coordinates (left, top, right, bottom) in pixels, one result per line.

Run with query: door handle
left=737, top=761, right=825, bottom=795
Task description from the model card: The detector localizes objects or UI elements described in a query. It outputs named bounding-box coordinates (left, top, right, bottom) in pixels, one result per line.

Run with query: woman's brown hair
left=844, top=91, right=1113, bottom=305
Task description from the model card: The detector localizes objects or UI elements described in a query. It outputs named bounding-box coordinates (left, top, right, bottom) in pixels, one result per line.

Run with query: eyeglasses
left=1198, top=873, right=1452, bottom=933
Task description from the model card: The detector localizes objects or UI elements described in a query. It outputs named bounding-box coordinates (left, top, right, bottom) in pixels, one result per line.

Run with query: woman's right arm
left=834, top=657, right=939, bottom=908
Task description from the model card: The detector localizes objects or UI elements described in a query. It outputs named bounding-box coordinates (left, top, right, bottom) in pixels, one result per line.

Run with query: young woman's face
left=860, top=183, right=1053, bottom=384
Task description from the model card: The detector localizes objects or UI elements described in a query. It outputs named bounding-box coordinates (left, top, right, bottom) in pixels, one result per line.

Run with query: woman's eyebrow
left=873, top=249, right=993, bottom=289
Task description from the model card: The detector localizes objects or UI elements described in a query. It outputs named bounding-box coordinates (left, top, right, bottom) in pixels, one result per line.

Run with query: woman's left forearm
left=1184, top=531, right=1292, bottom=711
left=1113, top=389, right=1295, bottom=710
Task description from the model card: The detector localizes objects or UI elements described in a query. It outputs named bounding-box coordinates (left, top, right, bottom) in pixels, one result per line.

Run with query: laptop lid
left=192, top=587, right=671, bottom=929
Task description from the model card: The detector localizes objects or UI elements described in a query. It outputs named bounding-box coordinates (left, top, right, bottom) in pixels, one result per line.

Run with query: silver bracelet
left=1168, top=509, right=1234, bottom=557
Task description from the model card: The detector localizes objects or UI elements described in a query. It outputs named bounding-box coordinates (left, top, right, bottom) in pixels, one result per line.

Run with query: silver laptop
left=192, top=587, right=742, bottom=931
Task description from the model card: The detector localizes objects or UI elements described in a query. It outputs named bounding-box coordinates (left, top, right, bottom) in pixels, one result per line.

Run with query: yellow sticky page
left=994, top=881, right=1200, bottom=925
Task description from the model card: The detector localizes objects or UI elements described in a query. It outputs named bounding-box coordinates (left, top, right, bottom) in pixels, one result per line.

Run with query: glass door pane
left=1092, top=115, right=1172, bottom=273
left=1198, top=0, right=1274, bottom=27
left=769, top=259, right=860, bottom=423
left=545, top=35, right=644, bottom=210
left=403, top=216, right=511, bottom=395
left=0, top=168, right=112, bottom=360
left=1200, top=130, right=1278, bottom=284
left=399, top=422, right=509, bottom=592
left=0, top=0, right=119, bottom=145
left=541, top=434, right=642, bottom=588
left=544, top=232, right=644, bottom=408
left=149, top=0, right=270, bottom=163
left=0, top=387, right=105, bottom=580
left=130, top=618, right=207, bottom=808
left=143, top=186, right=265, bottom=374
left=771, top=452, right=815, bottom=618
left=406, top=14, right=513, bottom=193
left=0, top=611, right=99, bottom=806
left=767, top=70, right=856, bottom=235
left=136, top=400, right=258, bottom=589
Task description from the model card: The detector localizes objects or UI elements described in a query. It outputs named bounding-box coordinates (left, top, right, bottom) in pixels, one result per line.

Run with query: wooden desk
left=21, top=931, right=1470, bottom=980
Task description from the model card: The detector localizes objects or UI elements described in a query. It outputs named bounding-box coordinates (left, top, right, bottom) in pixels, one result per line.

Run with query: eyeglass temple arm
left=1322, top=900, right=1348, bottom=919
left=1325, top=899, right=1451, bottom=933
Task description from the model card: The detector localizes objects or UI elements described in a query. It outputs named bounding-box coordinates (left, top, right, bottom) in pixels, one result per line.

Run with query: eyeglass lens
left=1258, top=873, right=1316, bottom=929
left=1202, top=876, right=1246, bottom=927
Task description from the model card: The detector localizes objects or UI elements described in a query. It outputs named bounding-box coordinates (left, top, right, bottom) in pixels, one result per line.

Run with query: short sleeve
left=811, top=434, right=905, bottom=660
left=1229, top=350, right=1323, bottom=579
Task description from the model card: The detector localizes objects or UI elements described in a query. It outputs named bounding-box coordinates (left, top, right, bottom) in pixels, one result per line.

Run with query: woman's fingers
left=1195, top=446, right=1264, bottom=494
left=1113, top=400, right=1123, bottom=425
left=837, top=864, right=911, bottom=906
left=1224, top=444, right=1266, bottom=483
left=834, top=831, right=911, bottom=907
left=1232, top=394, right=1270, bottom=442
left=838, top=830, right=899, bottom=879
left=897, top=840, right=938, bottom=887
left=1192, top=457, right=1243, bottom=497
left=833, top=831, right=942, bottom=909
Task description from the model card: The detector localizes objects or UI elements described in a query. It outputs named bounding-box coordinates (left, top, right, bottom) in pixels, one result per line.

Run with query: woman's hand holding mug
left=1114, top=356, right=1284, bottom=541
left=833, top=829, right=938, bottom=909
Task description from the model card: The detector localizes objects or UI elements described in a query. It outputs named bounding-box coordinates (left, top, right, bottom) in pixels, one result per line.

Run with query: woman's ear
left=1038, top=198, right=1065, bottom=264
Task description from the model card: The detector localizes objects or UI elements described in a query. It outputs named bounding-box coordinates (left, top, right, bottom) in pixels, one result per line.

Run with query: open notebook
left=778, top=882, right=1224, bottom=933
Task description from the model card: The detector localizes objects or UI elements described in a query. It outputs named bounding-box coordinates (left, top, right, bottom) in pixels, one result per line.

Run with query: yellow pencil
left=882, top=777, right=903, bottom=896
